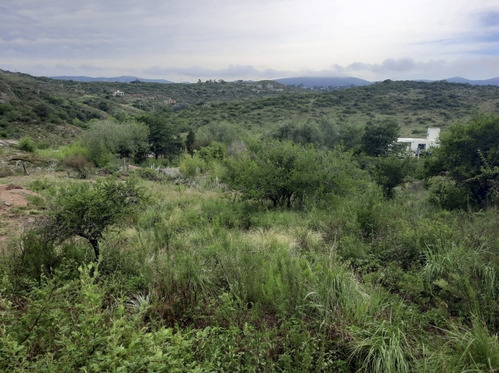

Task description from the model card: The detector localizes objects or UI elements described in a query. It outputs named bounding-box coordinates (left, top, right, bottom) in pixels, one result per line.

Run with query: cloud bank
left=0, top=0, right=498, bottom=82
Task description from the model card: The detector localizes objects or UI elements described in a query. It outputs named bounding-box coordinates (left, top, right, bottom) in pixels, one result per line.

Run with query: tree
left=372, top=156, right=412, bottom=198
left=361, top=120, right=400, bottom=156
left=186, top=129, right=196, bottom=156
left=137, top=114, right=184, bottom=160
left=223, top=140, right=368, bottom=207
left=38, top=178, right=147, bottom=261
left=424, top=114, right=499, bottom=207
left=195, top=120, right=243, bottom=146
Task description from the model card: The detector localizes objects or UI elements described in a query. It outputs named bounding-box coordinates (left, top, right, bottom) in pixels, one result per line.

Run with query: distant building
left=113, top=90, right=124, bottom=96
left=397, top=128, right=440, bottom=155
left=165, top=98, right=177, bottom=105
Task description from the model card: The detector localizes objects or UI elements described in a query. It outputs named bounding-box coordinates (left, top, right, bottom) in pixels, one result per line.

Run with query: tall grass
left=1, top=175, right=497, bottom=371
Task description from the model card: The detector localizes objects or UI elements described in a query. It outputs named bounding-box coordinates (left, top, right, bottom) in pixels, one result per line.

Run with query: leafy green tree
left=186, top=129, right=196, bottom=156
left=424, top=114, right=499, bottom=207
left=195, top=121, right=244, bottom=146
left=361, top=120, right=400, bottom=156
left=372, top=156, right=412, bottom=198
left=272, top=120, right=322, bottom=146
left=224, top=140, right=367, bottom=207
left=34, top=103, right=52, bottom=119
left=198, top=141, right=226, bottom=162
left=137, top=114, right=184, bottom=160
left=38, top=178, right=147, bottom=261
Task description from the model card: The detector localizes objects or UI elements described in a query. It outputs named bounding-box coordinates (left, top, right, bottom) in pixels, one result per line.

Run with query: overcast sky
left=1, top=0, right=498, bottom=82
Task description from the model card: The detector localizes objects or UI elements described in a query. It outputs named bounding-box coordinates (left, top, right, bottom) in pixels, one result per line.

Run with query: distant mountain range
left=49, top=75, right=499, bottom=87
left=441, top=76, right=499, bottom=86
left=274, top=76, right=372, bottom=88
left=50, top=75, right=173, bottom=84
left=273, top=76, right=499, bottom=88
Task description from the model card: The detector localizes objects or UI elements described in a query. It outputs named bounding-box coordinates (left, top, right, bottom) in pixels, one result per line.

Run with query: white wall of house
left=397, top=128, right=440, bottom=153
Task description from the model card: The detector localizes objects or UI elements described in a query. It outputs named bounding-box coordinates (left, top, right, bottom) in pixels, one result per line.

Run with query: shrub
left=427, top=175, right=469, bottom=210
left=62, top=154, right=92, bottom=179
left=224, top=140, right=368, bottom=207
left=425, top=114, right=499, bottom=208
left=37, top=178, right=148, bottom=261
left=18, top=136, right=36, bottom=152
left=135, top=167, right=164, bottom=181
left=179, top=154, right=206, bottom=179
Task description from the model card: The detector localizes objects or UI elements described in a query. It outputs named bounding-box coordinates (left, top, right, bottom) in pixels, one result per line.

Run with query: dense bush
left=224, top=140, right=369, bottom=207
left=18, top=136, right=37, bottom=152
left=82, top=119, right=150, bottom=167
left=425, top=114, right=499, bottom=208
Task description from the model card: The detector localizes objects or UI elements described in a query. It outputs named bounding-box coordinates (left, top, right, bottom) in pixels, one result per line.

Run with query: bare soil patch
left=0, top=183, right=40, bottom=246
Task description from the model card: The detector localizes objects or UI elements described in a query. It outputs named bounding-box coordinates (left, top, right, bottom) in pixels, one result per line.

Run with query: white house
left=397, top=128, right=440, bottom=155
left=113, top=90, right=124, bottom=96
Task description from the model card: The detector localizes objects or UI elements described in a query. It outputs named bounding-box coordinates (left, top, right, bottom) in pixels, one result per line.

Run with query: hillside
left=0, top=70, right=498, bottom=144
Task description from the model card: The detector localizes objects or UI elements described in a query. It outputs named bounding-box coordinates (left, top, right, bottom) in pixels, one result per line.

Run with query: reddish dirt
left=0, top=183, right=39, bottom=246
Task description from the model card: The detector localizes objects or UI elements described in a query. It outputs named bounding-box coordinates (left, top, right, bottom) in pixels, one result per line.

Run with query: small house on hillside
left=397, top=128, right=440, bottom=155
left=113, top=90, right=124, bottom=96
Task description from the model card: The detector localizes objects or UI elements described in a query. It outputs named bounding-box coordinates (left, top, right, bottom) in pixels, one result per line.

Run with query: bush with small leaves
left=18, top=136, right=36, bottom=152
left=37, top=177, right=148, bottom=261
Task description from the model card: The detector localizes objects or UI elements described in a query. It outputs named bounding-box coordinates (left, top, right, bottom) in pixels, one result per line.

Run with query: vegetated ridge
left=1, top=69, right=498, bottom=145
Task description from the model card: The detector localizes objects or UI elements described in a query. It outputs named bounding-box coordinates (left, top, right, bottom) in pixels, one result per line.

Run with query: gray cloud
left=0, top=0, right=498, bottom=81
left=144, top=65, right=288, bottom=81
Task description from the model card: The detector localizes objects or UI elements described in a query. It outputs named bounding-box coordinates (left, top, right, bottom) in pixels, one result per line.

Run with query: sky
left=1, top=0, right=498, bottom=83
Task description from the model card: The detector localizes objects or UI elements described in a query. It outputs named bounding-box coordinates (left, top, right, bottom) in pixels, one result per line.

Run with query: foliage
left=18, top=136, right=36, bottom=152
left=186, top=128, right=196, bottom=155
left=224, top=140, right=368, bottom=207
left=195, top=120, right=245, bottom=146
left=198, top=141, right=226, bottom=162
left=0, top=70, right=498, bottom=372
left=62, top=154, right=92, bottom=179
left=371, top=156, right=413, bottom=198
left=427, top=175, right=470, bottom=210
left=179, top=154, right=206, bottom=179
left=37, top=177, right=147, bottom=261
left=272, top=120, right=323, bottom=146
left=0, top=265, right=206, bottom=372
left=81, top=119, right=149, bottom=167
left=361, top=120, right=400, bottom=156
left=137, top=113, right=184, bottom=160
left=424, top=114, right=499, bottom=208
left=134, top=167, right=165, bottom=181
